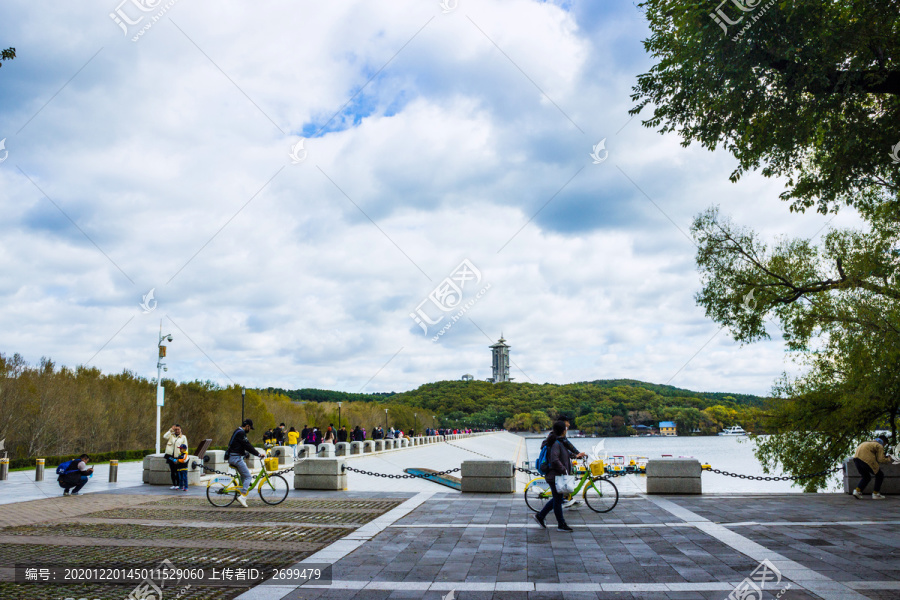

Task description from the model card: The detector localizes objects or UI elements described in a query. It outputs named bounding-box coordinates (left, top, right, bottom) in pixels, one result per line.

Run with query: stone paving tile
left=666, top=495, right=900, bottom=525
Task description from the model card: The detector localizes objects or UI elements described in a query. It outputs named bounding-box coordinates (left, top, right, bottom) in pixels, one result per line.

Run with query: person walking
left=274, top=423, right=286, bottom=446
left=57, top=454, right=93, bottom=496
left=287, top=426, right=300, bottom=458
left=558, top=416, right=587, bottom=508
left=224, top=419, right=266, bottom=508
left=163, top=424, right=188, bottom=491
left=337, top=426, right=348, bottom=443
left=534, top=422, right=575, bottom=532
left=852, top=435, right=893, bottom=500
left=352, top=425, right=363, bottom=442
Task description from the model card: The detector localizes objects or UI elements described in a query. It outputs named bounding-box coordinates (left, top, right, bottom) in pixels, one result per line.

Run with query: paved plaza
left=1, top=433, right=898, bottom=599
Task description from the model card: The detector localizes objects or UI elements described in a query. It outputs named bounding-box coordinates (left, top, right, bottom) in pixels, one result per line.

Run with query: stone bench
left=843, top=460, right=900, bottom=494
left=461, top=460, right=515, bottom=493
left=362, top=440, right=374, bottom=453
left=646, top=459, right=701, bottom=494
left=318, top=443, right=335, bottom=458
left=294, top=458, right=347, bottom=490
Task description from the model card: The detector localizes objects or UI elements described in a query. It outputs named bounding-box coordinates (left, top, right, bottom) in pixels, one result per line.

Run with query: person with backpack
left=225, top=419, right=266, bottom=508
left=163, top=424, right=188, bottom=490
left=534, top=422, right=583, bottom=532
left=57, top=454, right=93, bottom=496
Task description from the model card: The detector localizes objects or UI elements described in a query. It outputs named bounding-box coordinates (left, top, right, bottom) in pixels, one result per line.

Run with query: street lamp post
left=414, top=413, right=417, bottom=437
left=384, top=408, right=388, bottom=431
left=155, top=325, right=173, bottom=455
left=337, top=402, right=342, bottom=430
left=241, top=387, right=245, bottom=423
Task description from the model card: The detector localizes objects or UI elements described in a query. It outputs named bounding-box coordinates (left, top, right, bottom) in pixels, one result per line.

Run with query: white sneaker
left=852, top=488, right=862, bottom=499
left=170, top=485, right=179, bottom=490
left=562, top=499, right=582, bottom=509
left=236, top=494, right=248, bottom=508
left=872, top=493, right=885, bottom=500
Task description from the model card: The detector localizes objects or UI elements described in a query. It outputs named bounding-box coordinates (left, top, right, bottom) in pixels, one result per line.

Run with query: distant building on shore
left=659, top=421, right=677, bottom=436
left=489, top=335, right=511, bottom=383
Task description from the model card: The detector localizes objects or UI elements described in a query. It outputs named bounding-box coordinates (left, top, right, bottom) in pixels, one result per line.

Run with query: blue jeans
left=177, top=469, right=188, bottom=489
left=228, top=456, right=252, bottom=494
left=65, top=475, right=89, bottom=494
left=538, top=477, right=566, bottom=526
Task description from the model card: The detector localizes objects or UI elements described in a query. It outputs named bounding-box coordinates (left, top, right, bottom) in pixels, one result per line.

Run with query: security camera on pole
left=155, top=323, right=173, bottom=455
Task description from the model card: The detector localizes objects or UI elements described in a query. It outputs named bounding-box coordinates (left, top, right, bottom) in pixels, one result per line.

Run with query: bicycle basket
left=264, top=457, right=280, bottom=471
left=589, top=460, right=605, bottom=476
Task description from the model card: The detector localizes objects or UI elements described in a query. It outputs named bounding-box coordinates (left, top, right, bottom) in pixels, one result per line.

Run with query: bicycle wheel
left=583, top=476, right=618, bottom=513
left=206, top=477, right=238, bottom=507
left=524, top=478, right=551, bottom=513
left=258, top=474, right=289, bottom=505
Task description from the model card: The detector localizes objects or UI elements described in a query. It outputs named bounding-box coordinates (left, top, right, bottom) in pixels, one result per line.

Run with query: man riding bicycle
left=225, top=419, right=266, bottom=508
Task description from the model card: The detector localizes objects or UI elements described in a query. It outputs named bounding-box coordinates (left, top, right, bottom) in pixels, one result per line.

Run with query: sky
left=0, top=0, right=857, bottom=396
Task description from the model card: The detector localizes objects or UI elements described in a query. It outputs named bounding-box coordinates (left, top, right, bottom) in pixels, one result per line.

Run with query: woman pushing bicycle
left=534, top=421, right=585, bottom=532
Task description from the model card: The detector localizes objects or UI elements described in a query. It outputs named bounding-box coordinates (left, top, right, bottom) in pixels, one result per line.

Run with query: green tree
left=1, top=47, right=14, bottom=71
left=631, top=1, right=899, bottom=214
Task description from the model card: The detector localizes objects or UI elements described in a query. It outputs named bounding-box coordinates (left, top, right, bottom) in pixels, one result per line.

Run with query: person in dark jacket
left=559, top=417, right=586, bottom=508
left=225, top=419, right=266, bottom=508
left=535, top=422, right=578, bottom=532
left=337, top=426, right=348, bottom=443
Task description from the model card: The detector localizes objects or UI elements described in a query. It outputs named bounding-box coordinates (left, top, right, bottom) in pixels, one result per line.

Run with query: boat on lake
left=605, top=455, right=626, bottom=475
left=718, top=425, right=748, bottom=436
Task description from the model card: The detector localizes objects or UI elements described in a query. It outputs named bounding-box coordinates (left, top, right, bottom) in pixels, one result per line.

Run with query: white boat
left=718, top=425, right=748, bottom=436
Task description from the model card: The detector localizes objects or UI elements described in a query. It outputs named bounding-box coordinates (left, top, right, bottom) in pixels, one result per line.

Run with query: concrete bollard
left=297, top=444, right=317, bottom=459
left=319, top=443, right=335, bottom=458
left=335, top=442, right=350, bottom=457
left=461, top=460, right=515, bottom=493
left=350, top=441, right=363, bottom=455
left=35, top=458, right=45, bottom=482
left=294, top=458, right=347, bottom=490
left=400, top=438, right=409, bottom=448
left=363, top=441, right=375, bottom=453
left=646, top=459, right=702, bottom=494
left=374, top=440, right=385, bottom=452
left=109, top=459, right=118, bottom=483
left=0, top=457, right=8, bottom=480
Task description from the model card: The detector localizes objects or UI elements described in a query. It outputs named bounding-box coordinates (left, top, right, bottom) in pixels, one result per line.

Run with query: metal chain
left=342, top=465, right=461, bottom=479
left=702, top=465, right=841, bottom=481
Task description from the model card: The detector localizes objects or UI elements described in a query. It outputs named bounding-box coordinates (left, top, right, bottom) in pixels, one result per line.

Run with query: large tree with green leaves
left=632, top=0, right=900, bottom=488
left=631, top=0, right=899, bottom=213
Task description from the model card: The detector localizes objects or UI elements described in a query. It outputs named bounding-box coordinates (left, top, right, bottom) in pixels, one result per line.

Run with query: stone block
left=646, top=459, right=702, bottom=478
left=461, top=477, right=515, bottom=493
left=350, top=442, right=363, bottom=455
left=297, top=444, right=317, bottom=459
left=400, top=438, right=409, bottom=448
left=647, top=477, right=702, bottom=494
left=374, top=440, right=385, bottom=452
left=461, top=460, right=514, bottom=478
left=294, top=473, right=348, bottom=491
left=335, top=442, right=350, bottom=457
left=363, top=441, right=375, bottom=453
left=318, top=443, right=335, bottom=458
left=269, top=446, right=294, bottom=464
left=843, top=460, right=900, bottom=494
left=295, top=458, right=345, bottom=476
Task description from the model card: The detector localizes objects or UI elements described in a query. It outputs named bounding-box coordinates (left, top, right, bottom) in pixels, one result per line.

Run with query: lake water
left=523, top=434, right=844, bottom=494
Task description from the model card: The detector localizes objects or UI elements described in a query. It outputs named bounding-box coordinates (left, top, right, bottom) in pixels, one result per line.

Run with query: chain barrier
left=702, top=465, right=841, bottom=481
left=342, top=464, right=461, bottom=479
left=445, top=441, right=494, bottom=459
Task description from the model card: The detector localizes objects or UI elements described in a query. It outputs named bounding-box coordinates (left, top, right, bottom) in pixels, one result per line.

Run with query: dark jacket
left=337, top=429, right=348, bottom=442
left=225, top=427, right=259, bottom=459
left=543, top=437, right=572, bottom=479
left=559, top=436, right=579, bottom=458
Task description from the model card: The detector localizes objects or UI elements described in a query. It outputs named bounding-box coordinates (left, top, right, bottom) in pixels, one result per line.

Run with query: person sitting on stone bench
left=852, top=435, right=893, bottom=500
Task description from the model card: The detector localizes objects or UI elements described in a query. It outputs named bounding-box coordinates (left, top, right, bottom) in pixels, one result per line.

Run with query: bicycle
left=524, top=457, right=618, bottom=513
left=205, top=454, right=289, bottom=507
